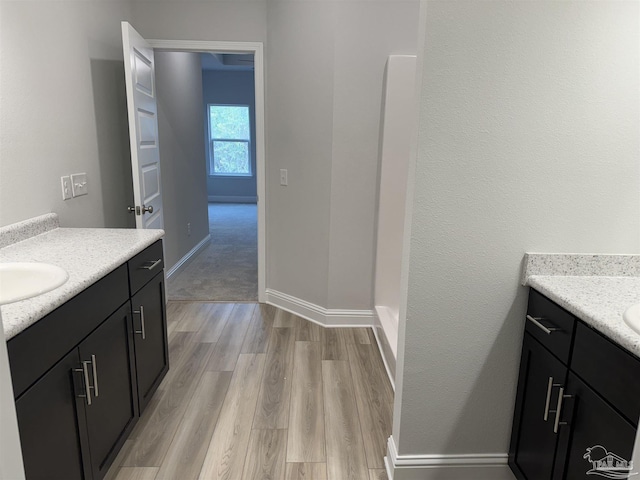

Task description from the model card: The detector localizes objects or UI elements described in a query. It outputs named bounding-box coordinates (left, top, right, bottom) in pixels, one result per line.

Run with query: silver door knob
left=141, top=205, right=154, bottom=214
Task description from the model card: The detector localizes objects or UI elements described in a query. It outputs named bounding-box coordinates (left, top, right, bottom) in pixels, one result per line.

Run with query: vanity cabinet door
left=15, top=348, right=90, bottom=480
left=554, top=372, right=636, bottom=480
left=510, top=334, right=568, bottom=480
left=131, top=271, right=169, bottom=413
left=79, top=303, right=138, bottom=480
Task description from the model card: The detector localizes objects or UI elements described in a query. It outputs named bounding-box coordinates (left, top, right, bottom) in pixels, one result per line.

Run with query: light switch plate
left=61, top=176, right=72, bottom=200
left=280, top=169, right=288, bottom=186
left=71, top=173, right=88, bottom=197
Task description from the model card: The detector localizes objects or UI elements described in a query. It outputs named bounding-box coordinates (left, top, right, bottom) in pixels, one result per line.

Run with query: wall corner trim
left=265, top=289, right=375, bottom=327
left=166, top=234, right=211, bottom=279
left=385, top=436, right=513, bottom=480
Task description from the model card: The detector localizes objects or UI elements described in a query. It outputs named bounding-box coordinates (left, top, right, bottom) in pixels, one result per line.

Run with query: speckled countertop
left=523, top=253, right=640, bottom=358
left=0, top=215, right=164, bottom=340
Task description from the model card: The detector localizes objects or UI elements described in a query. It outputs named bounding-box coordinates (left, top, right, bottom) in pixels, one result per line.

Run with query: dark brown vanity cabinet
left=8, top=240, right=167, bottom=480
left=510, top=289, right=639, bottom=480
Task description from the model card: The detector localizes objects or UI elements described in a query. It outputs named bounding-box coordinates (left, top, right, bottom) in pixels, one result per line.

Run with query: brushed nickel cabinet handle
left=544, top=377, right=563, bottom=421
left=140, top=259, right=162, bottom=271
left=553, top=387, right=572, bottom=433
left=527, top=315, right=561, bottom=335
left=91, top=354, right=99, bottom=397
left=75, top=362, right=92, bottom=406
left=134, top=305, right=146, bottom=340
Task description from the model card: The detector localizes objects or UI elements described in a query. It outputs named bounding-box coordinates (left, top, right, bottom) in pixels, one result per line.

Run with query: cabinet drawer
left=526, top=289, right=576, bottom=364
left=571, top=322, right=640, bottom=426
left=128, top=240, right=164, bottom=295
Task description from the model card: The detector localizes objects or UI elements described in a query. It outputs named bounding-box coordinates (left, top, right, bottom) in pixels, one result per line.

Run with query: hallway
left=105, top=302, right=392, bottom=480
left=167, top=204, right=258, bottom=302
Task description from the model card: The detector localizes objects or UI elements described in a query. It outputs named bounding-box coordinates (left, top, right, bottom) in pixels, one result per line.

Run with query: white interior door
left=122, top=22, right=164, bottom=230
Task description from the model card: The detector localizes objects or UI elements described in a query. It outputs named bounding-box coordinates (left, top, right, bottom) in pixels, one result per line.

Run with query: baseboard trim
left=208, top=195, right=257, bottom=204
left=385, top=436, right=513, bottom=480
left=166, top=234, right=211, bottom=279
left=265, top=289, right=375, bottom=328
left=371, top=326, right=396, bottom=391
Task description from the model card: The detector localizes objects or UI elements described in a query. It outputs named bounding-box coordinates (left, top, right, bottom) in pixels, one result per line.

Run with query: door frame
left=148, top=39, right=266, bottom=303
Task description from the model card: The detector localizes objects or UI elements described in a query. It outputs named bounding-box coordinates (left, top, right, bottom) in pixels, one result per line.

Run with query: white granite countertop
left=523, top=253, right=640, bottom=358
left=1, top=226, right=164, bottom=340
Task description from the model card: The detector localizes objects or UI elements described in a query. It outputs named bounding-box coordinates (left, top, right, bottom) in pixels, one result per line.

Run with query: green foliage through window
left=209, top=105, right=251, bottom=176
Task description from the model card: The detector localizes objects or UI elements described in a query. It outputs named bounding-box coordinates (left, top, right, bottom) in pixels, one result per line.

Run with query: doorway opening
left=148, top=40, right=266, bottom=303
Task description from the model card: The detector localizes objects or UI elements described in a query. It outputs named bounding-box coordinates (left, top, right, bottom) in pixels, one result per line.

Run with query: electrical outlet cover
left=70, top=173, right=88, bottom=197
left=61, top=176, right=72, bottom=200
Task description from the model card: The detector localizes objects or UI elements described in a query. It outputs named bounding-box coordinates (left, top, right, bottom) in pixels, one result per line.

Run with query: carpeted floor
left=167, top=203, right=258, bottom=301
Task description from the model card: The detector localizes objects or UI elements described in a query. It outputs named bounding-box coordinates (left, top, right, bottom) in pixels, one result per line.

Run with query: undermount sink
left=0, top=263, right=69, bottom=305
left=623, top=303, right=640, bottom=335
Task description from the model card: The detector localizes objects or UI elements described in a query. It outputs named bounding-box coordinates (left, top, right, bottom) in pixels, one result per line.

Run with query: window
left=208, top=105, right=251, bottom=176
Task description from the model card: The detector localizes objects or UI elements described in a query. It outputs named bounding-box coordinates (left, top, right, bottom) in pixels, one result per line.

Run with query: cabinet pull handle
left=75, top=362, right=92, bottom=406
left=140, top=259, right=162, bottom=271
left=134, top=305, right=146, bottom=340
left=553, top=387, right=572, bottom=433
left=526, top=315, right=560, bottom=335
left=543, top=377, right=563, bottom=421
left=91, top=354, right=99, bottom=397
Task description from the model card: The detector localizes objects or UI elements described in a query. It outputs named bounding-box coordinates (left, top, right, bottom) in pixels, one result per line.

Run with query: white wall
left=0, top=1, right=134, bottom=228
left=155, top=51, right=209, bottom=270
left=393, top=0, right=640, bottom=464
left=374, top=55, right=416, bottom=359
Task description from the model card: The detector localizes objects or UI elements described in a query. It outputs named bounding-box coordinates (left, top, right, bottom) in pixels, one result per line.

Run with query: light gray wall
left=155, top=51, right=209, bottom=270
left=130, top=1, right=267, bottom=43
left=202, top=69, right=257, bottom=201
left=267, top=0, right=420, bottom=309
left=0, top=1, right=134, bottom=228
left=394, top=0, right=640, bottom=458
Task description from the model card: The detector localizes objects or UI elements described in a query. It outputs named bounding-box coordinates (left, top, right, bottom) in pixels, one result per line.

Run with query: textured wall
left=394, top=0, right=640, bottom=459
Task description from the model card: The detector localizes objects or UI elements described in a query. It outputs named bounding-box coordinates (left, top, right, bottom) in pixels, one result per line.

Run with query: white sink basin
left=0, top=263, right=69, bottom=305
left=623, top=303, right=640, bottom=335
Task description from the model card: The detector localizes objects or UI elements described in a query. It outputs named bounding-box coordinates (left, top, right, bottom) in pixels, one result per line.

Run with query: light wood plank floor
left=105, top=302, right=392, bottom=480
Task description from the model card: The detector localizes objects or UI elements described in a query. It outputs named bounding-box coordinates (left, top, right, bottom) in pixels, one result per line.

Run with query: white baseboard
left=208, top=195, right=257, bottom=204
left=166, top=235, right=211, bottom=279
left=371, top=326, right=396, bottom=391
left=265, top=289, right=375, bottom=327
left=385, top=436, right=514, bottom=480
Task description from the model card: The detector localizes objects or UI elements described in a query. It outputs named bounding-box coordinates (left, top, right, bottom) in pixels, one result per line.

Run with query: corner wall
left=391, top=0, right=640, bottom=475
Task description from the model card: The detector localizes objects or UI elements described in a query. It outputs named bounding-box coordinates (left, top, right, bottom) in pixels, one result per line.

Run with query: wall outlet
left=71, top=173, right=88, bottom=197
left=280, top=169, right=288, bottom=186
left=61, top=176, right=72, bottom=200
left=187, top=222, right=191, bottom=236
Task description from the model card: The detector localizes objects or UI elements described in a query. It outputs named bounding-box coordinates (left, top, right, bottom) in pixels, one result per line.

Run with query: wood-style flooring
left=105, top=302, right=393, bottom=480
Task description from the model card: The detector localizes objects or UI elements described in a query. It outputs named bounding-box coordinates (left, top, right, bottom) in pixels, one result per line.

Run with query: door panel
left=15, top=349, right=89, bottom=480
left=557, top=373, right=636, bottom=479
left=122, top=21, right=164, bottom=229
left=79, top=304, right=137, bottom=480
left=512, top=334, right=568, bottom=480
left=131, top=272, right=169, bottom=412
